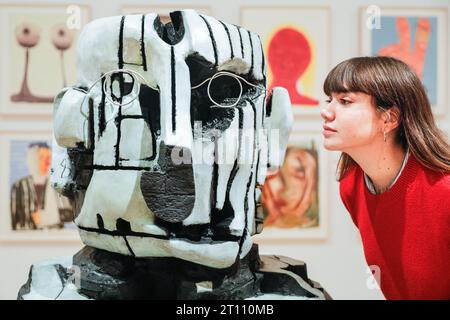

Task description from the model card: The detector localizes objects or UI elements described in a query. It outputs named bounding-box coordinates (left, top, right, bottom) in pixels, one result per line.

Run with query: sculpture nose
left=140, top=142, right=195, bottom=223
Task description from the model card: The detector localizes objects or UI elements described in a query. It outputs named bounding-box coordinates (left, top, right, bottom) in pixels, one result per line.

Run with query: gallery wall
left=0, top=0, right=448, bottom=300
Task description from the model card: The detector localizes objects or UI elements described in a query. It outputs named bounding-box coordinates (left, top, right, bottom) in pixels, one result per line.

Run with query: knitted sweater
left=340, top=153, right=450, bottom=299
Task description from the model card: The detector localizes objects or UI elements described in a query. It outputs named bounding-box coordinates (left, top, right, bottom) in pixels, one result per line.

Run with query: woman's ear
left=385, top=106, right=401, bottom=131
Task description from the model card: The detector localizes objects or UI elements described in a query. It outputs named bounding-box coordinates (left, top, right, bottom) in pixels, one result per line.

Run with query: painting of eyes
left=0, top=4, right=90, bottom=115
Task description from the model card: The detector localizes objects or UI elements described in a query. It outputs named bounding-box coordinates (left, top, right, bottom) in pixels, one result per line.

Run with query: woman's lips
left=322, top=124, right=337, bottom=136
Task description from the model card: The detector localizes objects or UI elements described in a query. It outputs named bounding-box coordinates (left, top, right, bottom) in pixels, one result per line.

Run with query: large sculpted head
left=51, top=10, right=293, bottom=268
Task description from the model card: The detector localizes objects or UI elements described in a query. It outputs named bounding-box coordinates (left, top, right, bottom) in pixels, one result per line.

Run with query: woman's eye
left=340, top=99, right=351, bottom=105
left=325, top=98, right=332, bottom=103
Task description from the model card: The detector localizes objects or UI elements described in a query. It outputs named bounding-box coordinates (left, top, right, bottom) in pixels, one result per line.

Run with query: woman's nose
left=320, top=103, right=335, bottom=122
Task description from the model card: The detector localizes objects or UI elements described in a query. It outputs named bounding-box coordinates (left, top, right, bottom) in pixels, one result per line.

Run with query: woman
left=321, top=56, right=450, bottom=300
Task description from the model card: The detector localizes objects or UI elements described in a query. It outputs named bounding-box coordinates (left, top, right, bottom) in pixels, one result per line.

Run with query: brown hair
left=323, top=56, right=450, bottom=180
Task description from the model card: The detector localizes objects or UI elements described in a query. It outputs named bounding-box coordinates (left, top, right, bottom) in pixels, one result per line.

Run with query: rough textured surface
left=18, top=244, right=330, bottom=300
left=141, top=143, right=195, bottom=223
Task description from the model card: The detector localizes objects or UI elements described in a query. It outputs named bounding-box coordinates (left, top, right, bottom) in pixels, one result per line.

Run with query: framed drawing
left=0, top=132, right=79, bottom=242
left=0, top=4, right=90, bottom=115
left=360, top=6, right=448, bottom=116
left=121, top=5, right=211, bottom=23
left=254, top=132, right=328, bottom=241
left=241, top=6, right=330, bottom=117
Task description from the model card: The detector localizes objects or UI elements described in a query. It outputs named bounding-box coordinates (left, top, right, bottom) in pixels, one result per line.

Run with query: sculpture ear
left=266, top=87, right=293, bottom=170
left=53, top=87, right=89, bottom=148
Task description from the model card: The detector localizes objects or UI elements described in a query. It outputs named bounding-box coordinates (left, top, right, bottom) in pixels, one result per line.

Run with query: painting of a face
left=262, top=145, right=319, bottom=229
left=51, top=10, right=293, bottom=268
left=6, top=139, right=74, bottom=232
left=38, top=147, right=51, bottom=176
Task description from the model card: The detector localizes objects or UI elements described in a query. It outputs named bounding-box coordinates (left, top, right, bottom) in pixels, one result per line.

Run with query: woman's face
left=320, top=91, right=383, bottom=152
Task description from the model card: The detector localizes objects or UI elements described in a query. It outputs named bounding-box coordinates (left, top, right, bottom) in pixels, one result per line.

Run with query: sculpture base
left=18, top=244, right=331, bottom=300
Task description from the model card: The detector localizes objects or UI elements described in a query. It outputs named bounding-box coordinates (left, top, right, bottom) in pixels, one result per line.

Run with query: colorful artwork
left=254, top=134, right=328, bottom=240
left=9, top=139, right=74, bottom=231
left=0, top=4, right=90, bottom=114
left=360, top=7, right=447, bottom=116
left=267, top=27, right=319, bottom=105
left=262, top=144, right=319, bottom=228
left=0, top=133, right=78, bottom=241
left=241, top=7, right=330, bottom=115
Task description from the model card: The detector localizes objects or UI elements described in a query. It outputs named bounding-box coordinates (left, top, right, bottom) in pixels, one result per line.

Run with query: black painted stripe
left=266, top=92, right=273, bottom=168
left=219, top=20, right=234, bottom=59
left=114, top=16, right=126, bottom=168
left=171, top=46, right=176, bottom=133
left=118, top=115, right=145, bottom=120
left=248, top=100, right=257, bottom=135
left=140, top=14, right=148, bottom=71
left=115, top=106, right=122, bottom=167
left=118, top=17, right=126, bottom=100
left=254, top=149, right=261, bottom=233
left=247, top=31, right=254, bottom=74
left=258, top=35, right=266, bottom=83
left=266, top=92, right=273, bottom=117
left=212, top=151, right=219, bottom=209
left=123, top=236, right=136, bottom=256
left=77, top=224, right=240, bottom=242
left=236, top=26, right=244, bottom=59
left=199, top=15, right=218, bottom=66
left=98, top=76, right=106, bottom=137
left=88, top=98, right=95, bottom=151
left=118, top=16, right=125, bottom=69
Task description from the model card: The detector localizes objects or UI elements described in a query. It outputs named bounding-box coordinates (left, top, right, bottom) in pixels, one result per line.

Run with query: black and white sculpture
left=18, top=10, right=330, bottom=300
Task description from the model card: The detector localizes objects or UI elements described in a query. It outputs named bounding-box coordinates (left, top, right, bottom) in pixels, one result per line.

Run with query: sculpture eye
left=105, top=71, right=136, bottom=102
left=206, top=72, right=266, bottom=108
left=208, top=73, right=242, bottom=107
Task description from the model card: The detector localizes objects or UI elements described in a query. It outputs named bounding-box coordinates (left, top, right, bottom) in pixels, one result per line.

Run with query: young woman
left=321, top=56, right=450, bottom=300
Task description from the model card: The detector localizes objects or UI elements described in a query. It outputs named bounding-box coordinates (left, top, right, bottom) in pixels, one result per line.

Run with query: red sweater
left=340, top=153, right=450, bottom=300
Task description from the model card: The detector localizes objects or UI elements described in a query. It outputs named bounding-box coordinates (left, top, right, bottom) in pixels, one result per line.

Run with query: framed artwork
left=360, top=6, right=448, bottom=116
left=0, top=132, right=79, bottom=242
left=0, top=4, right=91, bottom=115
left=254, top=132, right=328, bottom=241
left=241, top=6, right=331, bottom=117
left=121, top=5, right=211, bottom=23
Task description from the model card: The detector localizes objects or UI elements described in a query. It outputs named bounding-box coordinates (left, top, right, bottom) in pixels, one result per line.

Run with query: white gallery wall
left=0, top=0, right=448, bottom=300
